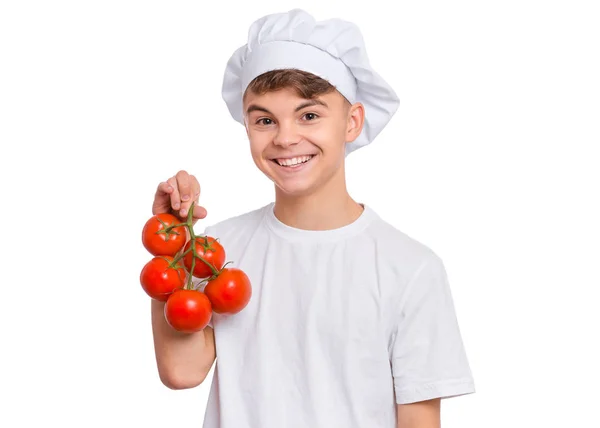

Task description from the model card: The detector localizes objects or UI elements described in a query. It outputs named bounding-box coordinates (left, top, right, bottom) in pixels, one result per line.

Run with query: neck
left=273, top=162, right=364, bottom=230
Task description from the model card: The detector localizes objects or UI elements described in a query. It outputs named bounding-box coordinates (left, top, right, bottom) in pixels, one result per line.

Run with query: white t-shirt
left=197, top=202, right=475, bottom=428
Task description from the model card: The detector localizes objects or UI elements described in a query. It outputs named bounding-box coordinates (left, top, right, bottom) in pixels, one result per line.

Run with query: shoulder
left=364, top=205, right=440, bottom=270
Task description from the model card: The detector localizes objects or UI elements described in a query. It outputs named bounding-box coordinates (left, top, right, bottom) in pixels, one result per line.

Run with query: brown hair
left=243, top=68, right=349, bottom=104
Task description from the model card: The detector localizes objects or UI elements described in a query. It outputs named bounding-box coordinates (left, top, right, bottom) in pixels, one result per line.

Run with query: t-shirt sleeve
left=390, top=253, right=476, bottom=404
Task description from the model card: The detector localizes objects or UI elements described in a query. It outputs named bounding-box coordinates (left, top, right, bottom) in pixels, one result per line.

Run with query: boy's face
left=243, top=87, right=363, bottom=197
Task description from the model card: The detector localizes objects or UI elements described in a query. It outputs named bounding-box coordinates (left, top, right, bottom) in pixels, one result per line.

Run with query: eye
left=256, top=118, right=273, bottom=125
left=303, top=113, right=319, bottom=121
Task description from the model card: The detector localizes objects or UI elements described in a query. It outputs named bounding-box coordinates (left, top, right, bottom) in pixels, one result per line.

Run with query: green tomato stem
left=167, top=200, right=223, bottom=287
left=187, top=201, right=197, bottom=239
left=187, top=253, right=196, bottom=290
left=170, top=246, right=192, bottom=266
left=190, top=239, right=220, bottom=276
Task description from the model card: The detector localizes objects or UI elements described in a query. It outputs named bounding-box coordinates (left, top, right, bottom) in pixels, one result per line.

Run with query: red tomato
left=164, top=289, right=212, bottom=333
left=140, top=256, right=186, bottom=301
left=204, top=268, right=252, bottom=314
left=182, top=236, right=226, bottom=278
left=142, top=213, right=187, bottom=256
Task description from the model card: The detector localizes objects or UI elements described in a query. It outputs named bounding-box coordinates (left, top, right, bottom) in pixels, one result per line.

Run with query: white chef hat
left=221, top=8, right=400, bottom=156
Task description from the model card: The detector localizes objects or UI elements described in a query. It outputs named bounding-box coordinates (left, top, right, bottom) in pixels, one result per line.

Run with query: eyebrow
left=245, top=99, right=329, bottom=115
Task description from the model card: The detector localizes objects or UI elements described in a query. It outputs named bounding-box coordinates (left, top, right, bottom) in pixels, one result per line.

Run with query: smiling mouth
left=271, top=154, right=316, bottom=167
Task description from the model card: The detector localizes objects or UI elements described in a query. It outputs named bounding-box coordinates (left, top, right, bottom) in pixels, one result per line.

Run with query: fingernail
left=174, top=203, right=180, bottom=209
left=181, top=209, right=187, bottom=216
left=182, top=194, right=190, bottom=201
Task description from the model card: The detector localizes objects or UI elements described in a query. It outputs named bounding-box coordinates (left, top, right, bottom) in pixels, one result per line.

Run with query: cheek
left=248, top=134, right=270, bottom=162
left=310, top=123, right=347, bottom=153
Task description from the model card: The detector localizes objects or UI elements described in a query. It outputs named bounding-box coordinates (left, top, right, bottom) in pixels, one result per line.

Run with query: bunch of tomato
left=139, top=201, right=251, bottom=333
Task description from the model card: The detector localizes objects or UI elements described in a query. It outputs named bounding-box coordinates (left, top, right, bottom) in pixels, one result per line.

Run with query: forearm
left=396, top=399, right=441, bottom=428
left=151, top=299, right=215, bottom=389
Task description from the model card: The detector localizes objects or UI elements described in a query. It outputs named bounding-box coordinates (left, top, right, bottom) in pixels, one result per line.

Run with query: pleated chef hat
left=221, top=8, right=400, bottom=156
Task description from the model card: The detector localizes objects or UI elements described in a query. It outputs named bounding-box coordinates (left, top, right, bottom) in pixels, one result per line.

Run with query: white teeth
left=276, top=155, right=313, bottom=166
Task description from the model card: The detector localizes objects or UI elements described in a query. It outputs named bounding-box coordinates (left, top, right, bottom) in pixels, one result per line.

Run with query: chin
left=266, top=166, right=319, bottom=196
left=274, top=180, right=319, bottom=197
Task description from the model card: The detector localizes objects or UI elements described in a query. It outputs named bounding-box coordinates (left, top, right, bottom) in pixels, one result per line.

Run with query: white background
left=1, top=1, right=598, bottom=427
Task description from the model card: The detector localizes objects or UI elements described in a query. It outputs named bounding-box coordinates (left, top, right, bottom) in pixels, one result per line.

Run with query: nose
left=273, top=120, right=300, bottom=148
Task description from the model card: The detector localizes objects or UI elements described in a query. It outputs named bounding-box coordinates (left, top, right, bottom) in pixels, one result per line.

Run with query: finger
left=176, top=170, right=193, bottom=217
left=189, top=177, right=205, bottom=223
left=176, top=170, right=192, bottom=202
left=155, top=181, right=173, bottom=197
left=190, top=175, right=201, bottom=202
left=192, top=204, right=208, bottom=220
left=151, top=182, right=174, bottom=214
left=167, top=177, right=181, bottom=213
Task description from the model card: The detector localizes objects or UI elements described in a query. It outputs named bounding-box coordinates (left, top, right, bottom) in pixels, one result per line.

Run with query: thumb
left=191, top=204, right=208, bottom=224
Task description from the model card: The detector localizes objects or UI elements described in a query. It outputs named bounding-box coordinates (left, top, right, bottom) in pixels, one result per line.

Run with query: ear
left=345, top=102, right=365, bottom=143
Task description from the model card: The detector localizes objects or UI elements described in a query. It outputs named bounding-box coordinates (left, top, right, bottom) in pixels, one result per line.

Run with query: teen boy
left=151, top=9, right=475, bottom=428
